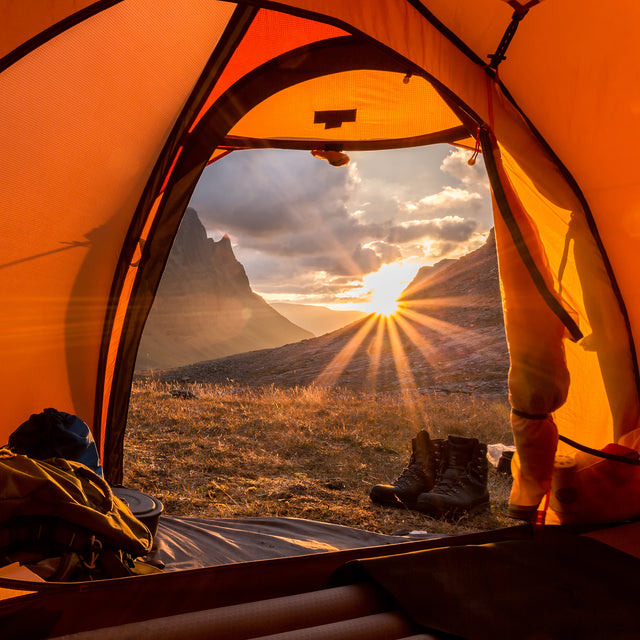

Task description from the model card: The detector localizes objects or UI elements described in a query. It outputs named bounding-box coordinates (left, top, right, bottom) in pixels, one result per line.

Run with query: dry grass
left=124, top=379, right=514, bottom=537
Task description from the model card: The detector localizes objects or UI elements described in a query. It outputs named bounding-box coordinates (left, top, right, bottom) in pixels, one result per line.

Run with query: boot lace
left=394, top=454, right=425, bottom=489
left=432, top=452, right=467, bottom=495
left=433, top=472, right=466, bottom=496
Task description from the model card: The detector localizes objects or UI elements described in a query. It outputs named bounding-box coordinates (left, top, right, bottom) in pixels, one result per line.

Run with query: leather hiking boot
left=416, top=435, right=489, bottom=518
left=370, top=430, right=444, bottom=509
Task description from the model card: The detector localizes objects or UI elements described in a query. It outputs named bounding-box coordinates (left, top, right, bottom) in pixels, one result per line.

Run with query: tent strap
left=486, top=3, right=539, bottom=73
left=558, top=435, right=640, bottom=466
left=511, top=409, right=640, bottom=465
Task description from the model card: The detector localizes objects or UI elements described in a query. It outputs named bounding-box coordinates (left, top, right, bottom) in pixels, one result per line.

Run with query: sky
left=188, top=144, right=492, bottom=312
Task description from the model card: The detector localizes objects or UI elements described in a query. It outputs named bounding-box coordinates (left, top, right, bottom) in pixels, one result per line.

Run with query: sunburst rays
left=311, top=292, right=495, bottom=427
left=313, top=314, right=379, bottom=388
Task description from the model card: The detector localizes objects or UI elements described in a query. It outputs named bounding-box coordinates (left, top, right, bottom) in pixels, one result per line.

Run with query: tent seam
left=494, top=80, right=640, bottom=403
left=480, top=127, right=583, bottom=343
left=0, top=0, right=123, bottom=74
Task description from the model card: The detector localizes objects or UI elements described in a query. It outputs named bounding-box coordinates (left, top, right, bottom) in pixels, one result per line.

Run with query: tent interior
left=2, top=1, right=640, bottom=638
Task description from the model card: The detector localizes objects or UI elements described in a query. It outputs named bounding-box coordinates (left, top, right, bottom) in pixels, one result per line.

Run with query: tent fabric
left=0, top=521, right=637, bottom=638
left=190, top=8, right=350, bottom=130
left=6, top=4, right=640, bottom=635
left=0, top=0, right=238, bottom=453
left=1, top=0, right=640, bottom=542
left=227, top=67, right=465, bottom=144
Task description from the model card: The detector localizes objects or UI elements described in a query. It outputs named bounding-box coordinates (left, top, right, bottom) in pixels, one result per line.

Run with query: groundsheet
left=150, top=515, right=440, bottom=570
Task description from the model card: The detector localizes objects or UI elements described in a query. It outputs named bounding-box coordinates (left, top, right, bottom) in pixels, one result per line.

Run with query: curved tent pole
left=97, top=8, right=522, bottom=480
left=97, top=5, right=259, bottom=479
left=99, top=0, right=640, bottom=487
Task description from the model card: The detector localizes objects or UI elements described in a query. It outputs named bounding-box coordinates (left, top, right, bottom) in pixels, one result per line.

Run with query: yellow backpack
left=0, top=447, right=154, bottom=581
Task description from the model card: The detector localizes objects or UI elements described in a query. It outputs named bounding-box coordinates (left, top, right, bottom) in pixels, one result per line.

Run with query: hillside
left=143, top=230, right=509, bottom=397
left=135, top=208, right=313, bottom=371
left=270, top=302, right=367, bottom=336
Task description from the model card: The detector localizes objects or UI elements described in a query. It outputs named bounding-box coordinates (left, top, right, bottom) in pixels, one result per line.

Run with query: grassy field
left=124, top=379, right=515, bottom=537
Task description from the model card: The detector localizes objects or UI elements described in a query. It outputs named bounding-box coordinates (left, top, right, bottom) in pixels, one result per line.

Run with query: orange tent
left=2, top=1, right=640, bottom=635
left=3, top=0, right=639, bottom=523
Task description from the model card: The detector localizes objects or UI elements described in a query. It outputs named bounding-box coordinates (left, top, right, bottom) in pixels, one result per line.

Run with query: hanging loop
left=468, top=127, right=482, bottom=165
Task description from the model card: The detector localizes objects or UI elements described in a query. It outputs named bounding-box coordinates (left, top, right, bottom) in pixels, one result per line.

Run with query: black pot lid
left=112, top=486, right=163, bottom=518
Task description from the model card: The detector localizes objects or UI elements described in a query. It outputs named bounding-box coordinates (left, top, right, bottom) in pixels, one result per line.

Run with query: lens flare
left=370, top=291, right=401, bottom=317
left=361, top=263, right=418, bottom=317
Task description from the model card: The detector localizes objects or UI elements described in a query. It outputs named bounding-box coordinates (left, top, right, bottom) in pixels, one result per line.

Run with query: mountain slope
left=399, top=228, right=502, bottom=329
left=147, top=230, right=509, bottom=396
left=135, top=209, right=313, bottom=371
left=270, top=303, right=367, bottom=337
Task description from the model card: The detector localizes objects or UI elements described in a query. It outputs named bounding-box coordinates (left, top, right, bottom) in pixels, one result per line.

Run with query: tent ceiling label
left=314, top=109, right=357, bottom=129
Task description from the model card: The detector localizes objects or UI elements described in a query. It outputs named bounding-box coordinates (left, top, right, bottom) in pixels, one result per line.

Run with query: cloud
left=255, top=267, right=370, bottom=305
left=386, top=216, right=478, bottom=244
left=441, top=148, right=491, bottom=190
left=298, top=246, right=380, bottom=277
left=418, top=186, right=482, bottom=208
left=188, top=145, right=493, bottom=305
left=241, top=216, right=387, bottom=258
left=191, top=149, right=359, bottom=238
left=393, top=186, right=485, bottom=224
left=365, top=241, right=403, bottom=264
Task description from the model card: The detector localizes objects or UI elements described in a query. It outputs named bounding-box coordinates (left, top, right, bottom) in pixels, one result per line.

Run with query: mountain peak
left=209, top=232, right=236, bottom=263
left=136, top=208, right=312, bottom=371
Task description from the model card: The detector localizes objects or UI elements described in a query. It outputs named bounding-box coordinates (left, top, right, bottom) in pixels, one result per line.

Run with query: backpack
left=0, top=447, right=154, bottom=581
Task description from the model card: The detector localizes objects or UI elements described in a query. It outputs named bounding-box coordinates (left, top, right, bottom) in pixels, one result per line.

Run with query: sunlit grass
left=124, top=379, right=513, bottom=537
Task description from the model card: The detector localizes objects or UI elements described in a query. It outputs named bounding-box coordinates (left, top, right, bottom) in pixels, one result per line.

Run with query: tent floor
left=149, top=515, right=444, bottom=571
left=0, top=517, right=639, bottom=639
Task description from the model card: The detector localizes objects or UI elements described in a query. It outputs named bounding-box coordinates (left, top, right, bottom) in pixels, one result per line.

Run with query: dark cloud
left=242, top=218, right=387, bottom=258
left=350, top=245, right=382, bottom=274
left=299, top=247, right=379, bottom=277
left=190, top=149, right=356, bottom=237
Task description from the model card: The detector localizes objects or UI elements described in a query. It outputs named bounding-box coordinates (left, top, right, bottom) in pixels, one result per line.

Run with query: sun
left=360, top=262, right=417, bottom=317
left=370, top=288, right=402, bottom=317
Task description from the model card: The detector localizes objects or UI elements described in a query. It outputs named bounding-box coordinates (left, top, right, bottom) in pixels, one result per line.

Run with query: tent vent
left=314, top=109, right=357, bottom=129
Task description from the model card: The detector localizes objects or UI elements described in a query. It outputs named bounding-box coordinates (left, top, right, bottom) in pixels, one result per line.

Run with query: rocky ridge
left=135, top=208, right=313, bottom=371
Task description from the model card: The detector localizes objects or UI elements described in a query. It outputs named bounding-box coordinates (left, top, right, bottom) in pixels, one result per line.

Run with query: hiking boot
left=370, top=431, right=444, bottom=509
left=416, top=435, right=489, bottom=518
